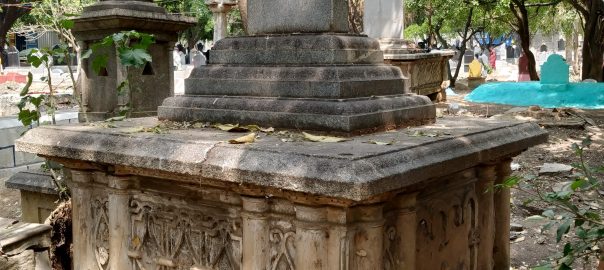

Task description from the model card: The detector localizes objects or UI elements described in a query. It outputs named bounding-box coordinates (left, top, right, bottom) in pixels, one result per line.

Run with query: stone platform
left=16, top=117, right=547, bottom=269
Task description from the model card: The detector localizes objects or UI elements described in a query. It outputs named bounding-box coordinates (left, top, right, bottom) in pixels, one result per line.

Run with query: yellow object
left=468, top=59, right=483, bottom=78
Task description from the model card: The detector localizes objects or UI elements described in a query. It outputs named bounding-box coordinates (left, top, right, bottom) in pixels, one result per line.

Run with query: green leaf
left=117, top=81, right=129, bottom=95
left=570, top=179, right=588, bottom=191
left=17, top=109, right=39, bottom=126
left=30, top=96, right=45, bottom=108
left=558, top=263, right=572, bottom=270
left=20, top=72, right=33, bottom=96
left=92, top=55, right=109, bottom=75
left=542, top=209, right=555, bottom=219
left=532, top=264, right=554, bottom=270
left=563, top=243, right=572, bottom=256
left=132, top=34, right=155, bottom=50
left=118, top=48, right=152, bottom=68
left=60, top=19, right=75, bottom=29
left=81, top=49, right=92, bottom=59
left=556, top=219, right=572, bottom=243
left=502, top=176, right=520, bottom=188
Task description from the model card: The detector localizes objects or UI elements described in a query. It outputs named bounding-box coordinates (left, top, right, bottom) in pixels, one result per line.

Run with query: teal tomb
left=466, top=54, right=604, bottom=109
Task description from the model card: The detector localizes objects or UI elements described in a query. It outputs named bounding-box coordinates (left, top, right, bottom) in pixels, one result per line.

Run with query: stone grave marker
left=540, top=54, right=569, bottom=84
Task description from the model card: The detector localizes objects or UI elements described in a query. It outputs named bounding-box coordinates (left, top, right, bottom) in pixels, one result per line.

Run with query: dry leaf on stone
left=214, top=123, right=248, bottom=132
left=229, top=133, right=257, bottom=144
left=105, top=116, right=126, bottom=122
left=302, top=132, right=349, bottom=143
left=365, top=140, right=393, bottom=145
left=260, top=127, right=275, bottom=133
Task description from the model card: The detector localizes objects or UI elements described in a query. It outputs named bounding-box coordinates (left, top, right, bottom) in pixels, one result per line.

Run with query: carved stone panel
left=269, top=222, right=296, bottom=270
left=92, top=198, right=110, bottom=270
left=128, top=196, right=242, bottom=270
left=416, top=185, right=478, bottom=270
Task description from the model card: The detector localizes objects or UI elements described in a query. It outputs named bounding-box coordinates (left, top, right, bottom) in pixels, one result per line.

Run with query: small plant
left=500, top=137, right=604, bottom=270
left=82, top=30, right=155, bottom=118
left=18, top=47, right=64, bottom=126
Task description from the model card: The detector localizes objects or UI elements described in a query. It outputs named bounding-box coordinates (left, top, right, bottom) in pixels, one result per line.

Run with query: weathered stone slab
left=17, top=117, right=547, bottom=201
left=183, top=65, right=406, bottom=98
left=0, top=218, right=51, bottom=256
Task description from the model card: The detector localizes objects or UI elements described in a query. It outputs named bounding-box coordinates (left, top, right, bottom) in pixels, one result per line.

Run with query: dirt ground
left=1, top=78, right=603, bottom=268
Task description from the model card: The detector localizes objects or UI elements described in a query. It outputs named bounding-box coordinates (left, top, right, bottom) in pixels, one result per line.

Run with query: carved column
left=206, top=0, right=237, bottom=43
left=107, top=175, right=135, bottom=270
left=476, top=165, right=497, bottom=270
left=295, top=204, right=329, bottom=269
left=351, top=205, right=384, bottom=270
left=390, top=193, right=418, bottom=270
left=493, top=159, right=513, bottom=270
left=241, top=196, right=270, bottom=269
left=68, top=169, right=98, bottom=269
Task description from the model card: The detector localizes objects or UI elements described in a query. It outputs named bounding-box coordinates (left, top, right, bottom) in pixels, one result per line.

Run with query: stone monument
left=206, top=0, right=238, bottom=43
left=17, top=0, right=547, bottom=269
left=160, top=0, right=435, bottom=133
left=72, top=0, right=195, bottom=122
left=363, top=0, right=454, bottom=100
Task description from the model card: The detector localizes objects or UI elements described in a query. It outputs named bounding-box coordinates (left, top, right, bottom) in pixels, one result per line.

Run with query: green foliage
left=17, top=47, right=68, bottom=127
left=501, top=137, right=603, bottom=269
left=82, top=30, right=156, bottom=118
left=156, top=0, right=214, bottom=46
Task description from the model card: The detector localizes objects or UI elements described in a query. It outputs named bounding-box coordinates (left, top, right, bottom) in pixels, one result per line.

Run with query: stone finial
left=247, top=0, right=349, bottom=35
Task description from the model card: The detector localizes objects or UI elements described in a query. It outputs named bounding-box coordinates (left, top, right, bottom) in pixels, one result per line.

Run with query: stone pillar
left=241, top=196, right=270, bottom=269
left=295, top=205, right=330, bottom=269
left=107, top=175, right=136, bottom=270
left=351, top=205, right=384, bottom=270
left=68, top=170, right=98, bottom=270
left=393, top=193, right=417, bottom=270
left=494, top=159, right=513, bottom=270
left=476, top=165, right=497, bottom=270
left=206, top=0, right=237, bottom=43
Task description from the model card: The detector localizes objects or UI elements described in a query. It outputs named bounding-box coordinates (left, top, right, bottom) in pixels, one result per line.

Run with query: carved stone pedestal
left=17, top=117, right=547, bottom=270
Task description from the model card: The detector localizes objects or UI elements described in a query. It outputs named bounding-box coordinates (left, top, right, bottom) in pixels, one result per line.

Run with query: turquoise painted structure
left=466, top=54, right=604, bottom=109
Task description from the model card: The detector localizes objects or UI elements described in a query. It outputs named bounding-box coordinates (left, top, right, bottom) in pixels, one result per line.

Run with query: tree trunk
left=580, top=0, right=604, bottom=81
left=450, top=7, right=475, bottom=88
left=510, top=0, right=540, bottom=80
left=0, top=0, right=31, bottom=66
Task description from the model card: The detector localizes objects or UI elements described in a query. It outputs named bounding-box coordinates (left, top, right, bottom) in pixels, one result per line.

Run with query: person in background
left=518, top=51, right=530, bottom=82
left=479, top=50, right=490, bottom=76
left=488, top=45, right=496, bottom=70
left=173, top=47, right=182, bottom=71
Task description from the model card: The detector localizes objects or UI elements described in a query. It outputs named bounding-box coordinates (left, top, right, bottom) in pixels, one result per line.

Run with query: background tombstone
left=72, top=0, right=195, bottom=122
left=363, top=0, right=454, bottom=101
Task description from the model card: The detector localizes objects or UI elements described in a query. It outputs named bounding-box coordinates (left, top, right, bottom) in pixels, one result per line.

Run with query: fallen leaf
left=259, top=127, right=275, bottom=133
left=214, top=123, right=247, bottom=132
left=229, top=133, right=257, bottom=144
left=105, top=116, right=126, bottom=122
left=303, top=132, right=349, bottom=143
left=365, top=140, right=393, bottom=145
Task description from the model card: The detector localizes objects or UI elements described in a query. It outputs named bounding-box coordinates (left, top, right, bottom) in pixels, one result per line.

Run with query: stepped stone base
left=159, top=34, right=436, bottom=133
left=159, top=94, right=435, bottom=133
